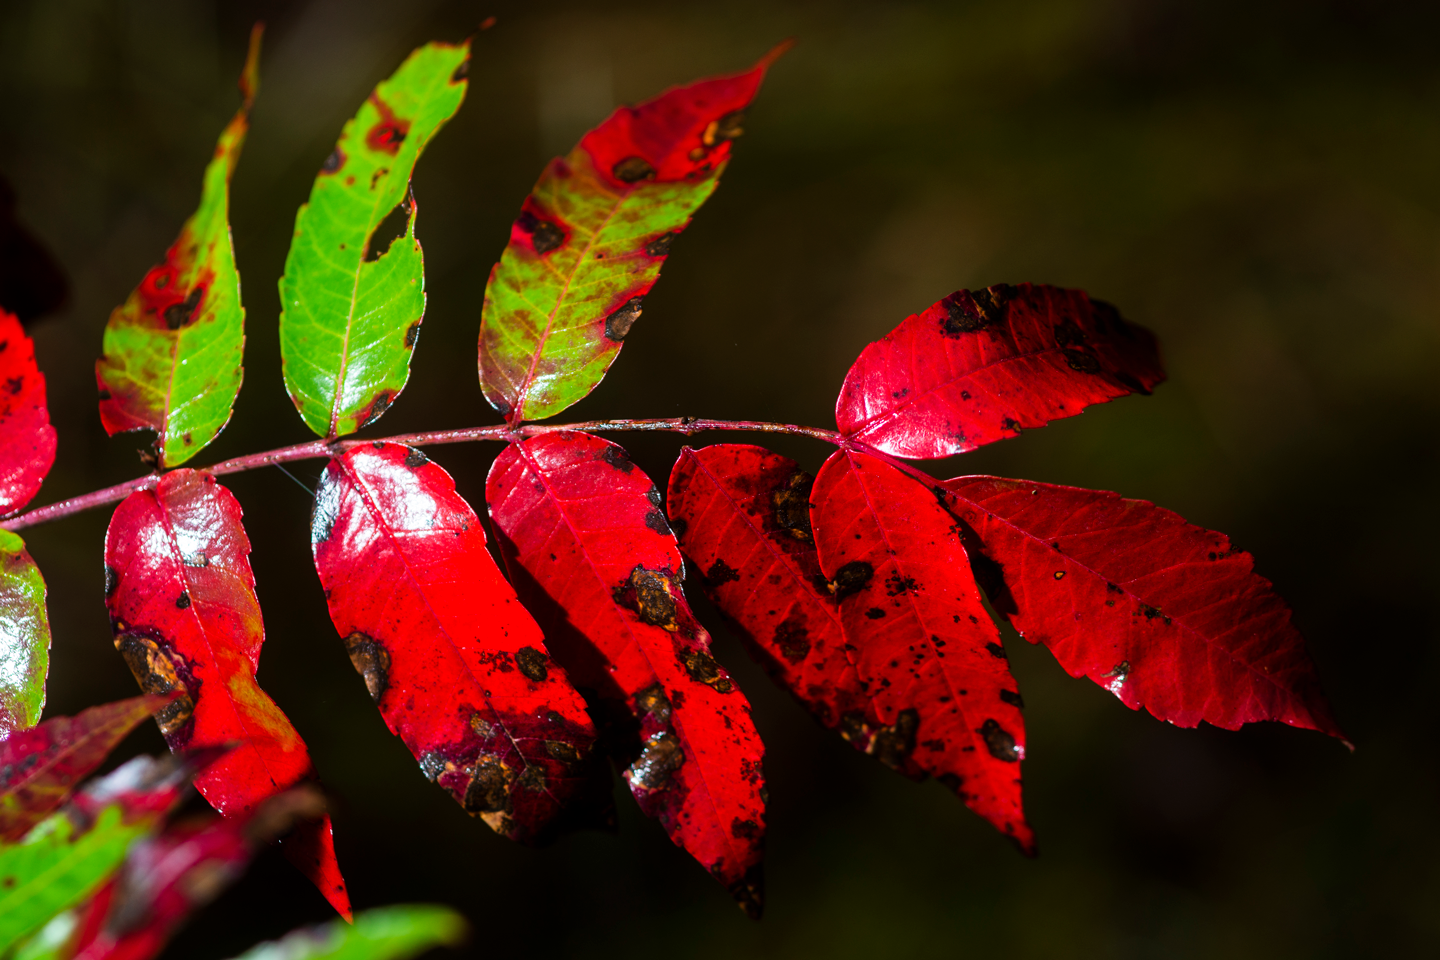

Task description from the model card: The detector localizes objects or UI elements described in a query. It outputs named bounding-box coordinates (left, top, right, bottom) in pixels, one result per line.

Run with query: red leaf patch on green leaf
left=941, top=476, right=1343, bottom=736
left=103, top=471, right=349, bottom=919
left=310, top=442, right=603, bottom=843
left=0, top=308, right=56, bottom=515
left=811, top=450, right=1033, bottom=851
left=836, top=284, right=1166, bottom=459
left=479, top=43, right=789, bottom=424
left=487, top=433, right=767, bottom=915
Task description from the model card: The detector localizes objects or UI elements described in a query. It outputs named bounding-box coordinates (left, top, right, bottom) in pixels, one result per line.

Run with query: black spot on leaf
left=831, top=561, right=874, bottom=600
left=604, top=297, right=644, bottom=342
left=162, top=286, right=204, bottom=330
left=704, top=558, right=740, bottom=587
left=977, top=718, right=1019, bottom=762
left=612, top=157, right=656, bottom=183
left=516, top=646, right=549, bottom=682
left=404, top=448, right=429, bottom=468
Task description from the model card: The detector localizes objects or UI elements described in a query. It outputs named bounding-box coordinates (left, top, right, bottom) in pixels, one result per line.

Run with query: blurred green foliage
left=1, top=1, right=1436, bottom=957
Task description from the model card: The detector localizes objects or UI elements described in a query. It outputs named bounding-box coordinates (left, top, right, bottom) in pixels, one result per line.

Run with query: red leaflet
left=310, top=442, right=602, bottom=842
left=0, top=695, right=165, bottom=841
left=103, top=471, right=349, bottom=919
left=71, top=787, right=327, bottom=960
left=487, top=433, right=767, bottom=916
left=68, top=748, right=230, bottom=827
left=665, top=445, right=897, bottom=760
left=0, top=308, right=57, bottom=514
left=836, top=284, right=1166, bottom=459
left=942, top=476, right=1344, bottom=736
left=812, top=450, right=1033, bottom=851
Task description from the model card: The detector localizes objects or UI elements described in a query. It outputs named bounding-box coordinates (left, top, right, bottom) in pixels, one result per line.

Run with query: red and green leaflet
left=0, top=309, right=56, bottom=515
left=478, top=45, right=788, bottom=424
left=225, top=905, right=468, bottom=960
left=310, top=443, right=602, bottom=843
left=103, top=472, right=349, bottom=919
left=0, top=697, right=164, bottom=842
left=279, top=42, right=469, bottom=439
left=0, top=530, right=50, bottom=735
left=486, top=433, right=766, bottom=915
left=836, top=284, right=1166, bottom=459
left=95, top=28, right=262, bottom=468
left=939, top=476, right=1342, bottom=735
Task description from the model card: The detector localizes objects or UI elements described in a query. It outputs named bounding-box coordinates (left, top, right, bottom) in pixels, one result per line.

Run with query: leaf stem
left=1, top=418, right=847, bottom=531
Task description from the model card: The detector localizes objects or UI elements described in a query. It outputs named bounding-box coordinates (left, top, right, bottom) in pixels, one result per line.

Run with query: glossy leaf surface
left=279, top=41, right=469, bottom=439
left=95, top=28, right=261, bottom=467
left=479, top=45, right=787, bottom=424
left=942, top=476, right=1343, bottom=735
left=311, top=442, right=600, bottom=842
left=812, top=450, right=1033, bottom=850
left=837, top=283, right=1166, bottom=459
left=0, top=309, right=57, bottom=514
left=69, top=787, right=326, bottom=960
left=226, top=904, right=467, bottom=960
left=487, top=433, right=766, bottom=914
left=666, top=445, right=876, bottom=749
left=0, top=696, right=164, bottom=842
left=0, top=530, right=49, bottom=735
left=104, top=471, right=349, bottom=918
left=0, top=753, right=199, bottom=954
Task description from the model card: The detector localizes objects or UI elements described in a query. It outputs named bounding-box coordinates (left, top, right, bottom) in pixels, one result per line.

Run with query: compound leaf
left=279, top=41, right=470, bottom=439
left=487, top=433, right=766, bottom=915
left=225, top=904, right=467, bottom=960
left=941, top=476, right=1344, bottom=736
left=310, top=443, right=603, bottom=842
left=0, top=530, right=50, bottom=736
left=0, top=309, right=57, bottom=514
left=0, top=696, right=165, bottom=842
left=95, top=27, right=262, bottom=468
left=478, top=44, right=788, bottom=424
left=666, top=445, right=875, bottom=753
left=837, top=284, right=1166, bottom=459
left=811, top=449, right=1033, bottom=851
left=104, top=472, right=349, bottom=919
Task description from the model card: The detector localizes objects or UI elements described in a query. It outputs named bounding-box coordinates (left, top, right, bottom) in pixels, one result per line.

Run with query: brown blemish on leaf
left=644, top=232, right=676, bottom=257
left=869, top=708, right=919, bottom=771
left=463, top=756, right=510, bottom=813
left=321, top=148, right=345, bottom=174
left=515, top=764, right=547, bottom=793
left=771, top=471, right=814, bottom=542
left=162, top=286, right=204, bottom=330
left=450, top=59, right=470, bottom=83
left=977, top=718, right=1019, bottom=762
left=516, top=210, right=565, bottom=255
left=104, top=565, right=119, bottom=598
left=404, top=447, right=429, bottom=468
left=677, top=647, right=734, bottom=694
left=365, top=95, right=410, bottom=155
left=830, top=560, right=874, bottom=600
left=643, top=510, right=671, bottom=536
left=175, top=591, right=190, bottom=610
left=704, top=558, right=740, bottom=587
left=599, top=446, right=634, bottom=473
left=999, top=689, right=1025, bottom=709
left=622, top=567, right=677, bottom=630
left=773, top=617, right=810, bottom=663
left=359, top=391, right=393, bottom=428
left=985, top=642, right=1007, bottom=659
left=515, top=645, right=549, bottom=682
left=115, top=632, right=194, bottom=738
left=1062, top=349, right=1102, bottom=374
left=702, top=111, right=746, bottom=147
left=404, top=321, right=421, bottom=348
left=545, top=739, right=581, bottom=763
left=627, top=730, right=684, bottom=790
left=343, top=631, right=391, bottom=702
left=635, top=682, right=672, bottom=724
left=604, top=297, right=644, bottom=342
left=612, top=157, right=656, bottom=183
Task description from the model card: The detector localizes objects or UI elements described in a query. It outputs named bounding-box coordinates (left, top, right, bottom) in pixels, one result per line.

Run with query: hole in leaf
left=364, top=202, right=411, bottom=263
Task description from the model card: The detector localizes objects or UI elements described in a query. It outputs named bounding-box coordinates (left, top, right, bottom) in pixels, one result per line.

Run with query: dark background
left=3, top=0, right=1437, bottom=956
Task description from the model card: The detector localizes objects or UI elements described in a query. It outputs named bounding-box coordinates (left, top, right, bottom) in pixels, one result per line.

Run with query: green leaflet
left=0, top=806, right=146, bottom=953
left=279, top=41, right=470, bottom=439
left=0, top=529, right=49, bottom=736
left=478, top=48, right=784, bottom=423
left=95, top=27, right=261, bottom=468
left=226, top=905, right=466, bottom=960
left=8, top=910, right=75, bottom=960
